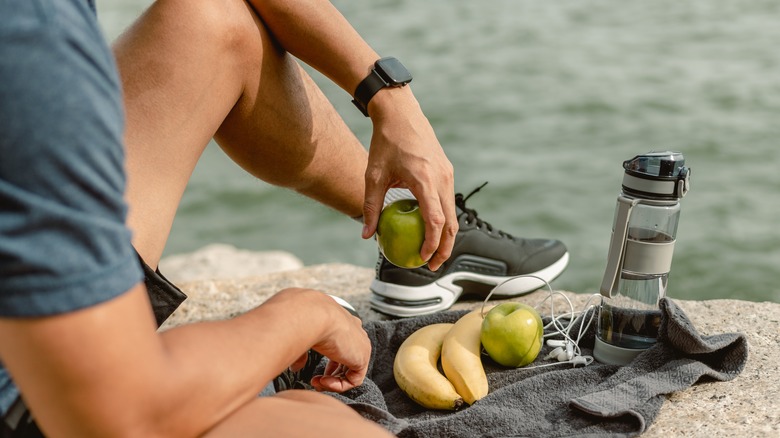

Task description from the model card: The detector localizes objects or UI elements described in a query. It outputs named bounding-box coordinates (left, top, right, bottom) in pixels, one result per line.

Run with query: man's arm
left=0, top=285, right=368, bottom=437
left=248, top=0, right=458, bottom=271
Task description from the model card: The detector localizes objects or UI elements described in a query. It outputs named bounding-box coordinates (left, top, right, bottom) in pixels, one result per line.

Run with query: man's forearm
left=0, top=286, right=340, bottom=437
left=152, top=288, right=331, bottom=434
left=247, top=0, right=380, bottom=95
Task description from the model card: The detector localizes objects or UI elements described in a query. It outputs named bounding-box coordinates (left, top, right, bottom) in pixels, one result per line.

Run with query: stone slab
left=158, top=243, right=303, bottom=284
left=161, top=263, right=780, bottom=437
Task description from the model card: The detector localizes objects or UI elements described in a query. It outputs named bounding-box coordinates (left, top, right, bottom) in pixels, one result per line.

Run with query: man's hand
left=296, top=297, right=372, bottom=393
left=361, top=87, right=457, bottom=272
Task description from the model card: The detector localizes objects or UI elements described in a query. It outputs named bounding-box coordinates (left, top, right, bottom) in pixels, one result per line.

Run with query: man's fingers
left=311, top=374, right=357, bottom=393
left=427, top=190, right=458, bottom=271
left=311, top=362, right=364, bottom=393
left=415, top=193, right=445, bottom=267
left=362, top=178, right=385, bottom=240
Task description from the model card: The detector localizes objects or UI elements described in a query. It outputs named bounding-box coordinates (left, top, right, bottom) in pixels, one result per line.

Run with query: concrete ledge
left=162, top=263, right=780, bottom=437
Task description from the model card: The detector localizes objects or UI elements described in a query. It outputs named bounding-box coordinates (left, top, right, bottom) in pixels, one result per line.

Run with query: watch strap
left=352, top=69, right=388, bottom=117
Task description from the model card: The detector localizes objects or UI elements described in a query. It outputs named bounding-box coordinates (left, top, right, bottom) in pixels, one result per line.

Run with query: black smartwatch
left=352, top=57, right=413, bottom=117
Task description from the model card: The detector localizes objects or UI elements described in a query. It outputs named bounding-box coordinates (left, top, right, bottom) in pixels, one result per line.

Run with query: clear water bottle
left=594, top=151, right=691, bottom=365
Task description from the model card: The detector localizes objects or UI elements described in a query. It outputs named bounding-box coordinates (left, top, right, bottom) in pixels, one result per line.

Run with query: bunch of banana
left=393, top=323, right=464, bottom=410
left=393, top=307, right=495, bottom=410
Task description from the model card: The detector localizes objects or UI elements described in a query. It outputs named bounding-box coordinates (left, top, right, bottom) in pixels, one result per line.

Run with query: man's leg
left=114, top=0, right=367, bottom=268
left=203, top=390, right=392, bottom=437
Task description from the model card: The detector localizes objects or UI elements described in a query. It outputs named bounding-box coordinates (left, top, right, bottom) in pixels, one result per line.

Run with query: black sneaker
left=369, top=183, right=570, bottom=317
left=272, top=294, right=359, bottom=392
left=273, top=349, right=323, bottom=392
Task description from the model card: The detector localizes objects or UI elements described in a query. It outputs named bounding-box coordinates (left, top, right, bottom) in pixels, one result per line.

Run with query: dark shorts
left=1, top=256, right=186, bottom=438
left=137, top=254, right=189, bottom=328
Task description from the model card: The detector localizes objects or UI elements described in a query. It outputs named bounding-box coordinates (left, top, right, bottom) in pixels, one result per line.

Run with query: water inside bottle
left=627, top=227, right=674, bottom=243
left=598, top=302, right=662, bottom=349
left=599, top=249, right=667, bottom=350
left=597, top=223, right=673, bottom=351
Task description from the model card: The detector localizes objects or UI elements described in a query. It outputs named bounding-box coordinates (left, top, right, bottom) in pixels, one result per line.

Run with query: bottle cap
left=622, top=151, right=690, bottom=200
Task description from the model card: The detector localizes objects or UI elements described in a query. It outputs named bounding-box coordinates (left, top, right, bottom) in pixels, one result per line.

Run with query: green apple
left=376, top=199, right=427, bottom=269
left=480, top=302, right=544, bottom=367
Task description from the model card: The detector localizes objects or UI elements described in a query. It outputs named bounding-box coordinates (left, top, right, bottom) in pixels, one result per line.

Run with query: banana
left=393, top=323, right=464, bottom=410
left=441, top=307, right=493, bottom=405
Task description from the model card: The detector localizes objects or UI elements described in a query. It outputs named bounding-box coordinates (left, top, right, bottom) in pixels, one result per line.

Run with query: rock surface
left=158, top=243, right=303, bottom=284
left=160, top=259, right=779, bottom=437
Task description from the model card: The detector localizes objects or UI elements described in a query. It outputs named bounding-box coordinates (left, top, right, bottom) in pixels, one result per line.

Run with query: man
left=1, top=0, right=447, bottom=435
left=1, top=0, right=567, bottom=436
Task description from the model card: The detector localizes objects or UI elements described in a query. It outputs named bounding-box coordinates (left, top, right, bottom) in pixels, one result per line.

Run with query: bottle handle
left=600, top=196, right=640, bottom=298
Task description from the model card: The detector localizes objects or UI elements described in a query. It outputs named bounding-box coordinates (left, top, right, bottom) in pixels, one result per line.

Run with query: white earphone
left=540, top=339, right=593, bottom=367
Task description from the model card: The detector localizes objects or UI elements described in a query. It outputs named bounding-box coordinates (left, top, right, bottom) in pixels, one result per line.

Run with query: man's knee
left=272, top=389, right=348, bottom=409
left=202, top=391, right=392, bottom=437
left=156, top=0, right=266, bottom=62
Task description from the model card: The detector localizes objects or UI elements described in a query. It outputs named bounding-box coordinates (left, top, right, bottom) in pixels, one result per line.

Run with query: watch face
left=376, top=57, right=413, bottom=85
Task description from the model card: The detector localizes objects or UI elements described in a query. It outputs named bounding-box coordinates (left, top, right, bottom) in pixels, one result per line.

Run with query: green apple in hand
left=376, top=199, right=427, bottom=269
left=480, top=302, right=544, bottom=367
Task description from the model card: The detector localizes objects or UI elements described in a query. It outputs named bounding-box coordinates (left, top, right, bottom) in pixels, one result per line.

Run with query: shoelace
left=455, top=182, right=513, bottom=239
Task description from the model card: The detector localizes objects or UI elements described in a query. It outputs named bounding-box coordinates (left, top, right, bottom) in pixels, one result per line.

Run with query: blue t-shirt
left=0, top=0, right=143, bottom=415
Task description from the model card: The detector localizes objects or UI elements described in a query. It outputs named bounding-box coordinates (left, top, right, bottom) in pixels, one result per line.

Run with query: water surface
left=99, top=0, right=780, bottom=303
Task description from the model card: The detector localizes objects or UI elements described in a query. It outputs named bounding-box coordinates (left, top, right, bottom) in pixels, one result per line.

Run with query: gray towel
left=327, top=298, right=747, bottom=437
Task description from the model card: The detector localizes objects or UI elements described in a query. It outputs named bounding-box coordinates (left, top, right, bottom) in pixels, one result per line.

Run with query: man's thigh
left=203, top=390, right=392, bottom=438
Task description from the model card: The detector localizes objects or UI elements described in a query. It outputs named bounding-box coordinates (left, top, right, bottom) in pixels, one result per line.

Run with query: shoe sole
left=369, top=252, right=570, bottom=317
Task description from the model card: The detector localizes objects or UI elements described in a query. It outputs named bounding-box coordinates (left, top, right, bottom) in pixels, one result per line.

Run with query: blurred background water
left=98, top=0, right=780, bottom=303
